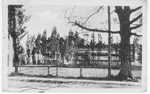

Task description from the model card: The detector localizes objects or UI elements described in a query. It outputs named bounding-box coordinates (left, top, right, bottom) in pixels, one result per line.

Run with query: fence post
left=56, top=66, right=58, bottom=77
left=107, top=6, right=111, bottom=77
left=15, top=66, right=18, bottom=73
left=56, top=60, right=58, bottom=77
left=47, top=67, right=49, bottom=76
left=80, top=66, right=83, bottom=78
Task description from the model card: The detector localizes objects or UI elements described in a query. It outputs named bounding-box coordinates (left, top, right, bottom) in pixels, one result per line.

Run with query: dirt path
left=6, top=76, right=142, bottom=92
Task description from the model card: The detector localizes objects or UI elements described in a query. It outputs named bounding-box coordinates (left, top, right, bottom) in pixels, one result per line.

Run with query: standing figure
left=32, top=47, right=36, bottom=65
left=19, top=51, right=26, bottom=65
left=30, top=54, right=32, bottom=64
left=35, top=52, right=39, bottom=65
left=27, top=48, right=30, bottom=64
left=39, top=50, right=44, bottom=64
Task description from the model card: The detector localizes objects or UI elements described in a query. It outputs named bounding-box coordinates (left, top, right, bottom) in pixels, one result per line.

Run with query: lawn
left=17, top=67, right=141, bottom=79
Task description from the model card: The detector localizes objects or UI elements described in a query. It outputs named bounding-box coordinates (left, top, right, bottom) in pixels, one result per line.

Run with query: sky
left=20, top=5, right=142, bottom=48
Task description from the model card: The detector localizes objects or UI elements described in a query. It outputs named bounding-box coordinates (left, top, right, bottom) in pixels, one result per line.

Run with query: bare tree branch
left=19, top=31, right=28, bottom=40
left=130, top=13, right=142, bottom=24
left=63, top=6, right=77, bottom=25
left=63, top=10, right=69, bottom=20
left=84, top=6, right=103, bottom=25
left=131, top=32, right=142, bottom=37
left=70, top=6, right=76, bottom=16
left=110, top=10, right=115, bottom=14
left=130, top=6, right=142, bottom=13
left=18, top=16, right=31, bottom=29
left=69, top=21, right=120, bottom=34
left=130, top=24, right=142, bottom=30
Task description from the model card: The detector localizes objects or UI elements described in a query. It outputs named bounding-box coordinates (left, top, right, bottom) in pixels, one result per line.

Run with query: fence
left=15, top=63, right=141, bottom=79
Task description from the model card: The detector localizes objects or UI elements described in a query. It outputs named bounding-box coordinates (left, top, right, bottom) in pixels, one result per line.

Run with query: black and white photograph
left=2, top=0, right=147, bottom=93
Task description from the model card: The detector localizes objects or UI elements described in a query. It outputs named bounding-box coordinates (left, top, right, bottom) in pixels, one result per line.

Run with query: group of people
left=19, top=47, right=44, bottom=65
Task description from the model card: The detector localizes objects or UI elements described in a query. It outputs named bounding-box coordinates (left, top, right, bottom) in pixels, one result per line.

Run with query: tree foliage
left=133, top=37, right=142, bottom=63
left=8, top=5, right=30, bottom=66
left=59, top=37, right=66, bottom=59
left=34, top=33, right=42, bottom=53
left=47, top=26, right=59, bottom=58
left=41, top=30, right=47, bottom=53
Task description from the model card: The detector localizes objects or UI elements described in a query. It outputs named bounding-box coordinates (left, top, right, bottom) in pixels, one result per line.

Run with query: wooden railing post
left=56, top=62, right=58, bottom=77
left=15, top=66, right=18, bottom=73
left=80, top=66, right=83, bottom=78
left=47, top=67, right=49, bottom=76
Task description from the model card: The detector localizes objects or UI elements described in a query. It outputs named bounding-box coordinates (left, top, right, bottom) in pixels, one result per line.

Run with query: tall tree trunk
left=117, top=35, right=132, bottom=80
left=115, top=6, right=132, bottom=80
left=12, top=37, right=19, bottom=73
left=12, top=37, right=18, bottom=66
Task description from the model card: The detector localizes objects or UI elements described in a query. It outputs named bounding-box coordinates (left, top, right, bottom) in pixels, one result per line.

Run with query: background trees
left=133, top=37, right=142, bottom=64
left=137, top=44, right=142, bottom=64
left=26, top=26, right=67, bottom=61
left=34, top=33, right=42, bottom=53
left=47, top=26, right=59, bottom=59
left=41, top=30, right=47, bottom=53
left=59, top=37, right=66, bottom=60
left=26, top=35, right=35, bottom=50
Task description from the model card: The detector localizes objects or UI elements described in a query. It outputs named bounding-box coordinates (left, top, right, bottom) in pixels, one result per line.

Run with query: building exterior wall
left=66, top=44, right=141, bottom=66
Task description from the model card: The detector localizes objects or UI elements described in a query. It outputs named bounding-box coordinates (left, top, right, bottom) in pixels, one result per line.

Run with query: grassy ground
left=10, top=67, right=141, bottom=80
